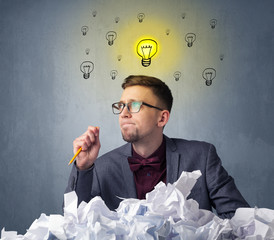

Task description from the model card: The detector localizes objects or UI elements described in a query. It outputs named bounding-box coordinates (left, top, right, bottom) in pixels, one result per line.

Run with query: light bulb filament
left=207, top=72, right=213, bottom=80
left=141, top=45, right=152, bottom=59
left=83, top=65, right=90, bottom=73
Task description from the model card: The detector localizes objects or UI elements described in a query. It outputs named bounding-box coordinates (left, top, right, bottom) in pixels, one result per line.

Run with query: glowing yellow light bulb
left=136, top=39, right=158, bottom=67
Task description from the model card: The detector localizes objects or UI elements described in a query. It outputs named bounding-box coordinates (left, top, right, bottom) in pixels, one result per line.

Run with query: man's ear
left=158, top=110, right=170, bottom=128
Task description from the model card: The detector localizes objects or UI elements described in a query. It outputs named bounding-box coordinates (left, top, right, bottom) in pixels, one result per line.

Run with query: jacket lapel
left=120, top=143, right=137, bottom=198
left=165, top=136, right=180, bottom=184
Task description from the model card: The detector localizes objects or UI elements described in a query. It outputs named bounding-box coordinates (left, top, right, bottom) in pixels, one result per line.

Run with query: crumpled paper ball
left=1, top=170, right=274, bottom=239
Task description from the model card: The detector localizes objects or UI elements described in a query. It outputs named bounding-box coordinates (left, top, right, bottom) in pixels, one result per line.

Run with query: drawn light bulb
left=106, top=31, right=117, bottom=46
left=92, top=10, right=97, bottom=17
left=173, top=71, right=182, bottom=81
left=210, top=19, right=217, bottom=29
left=81, top=26, right=89, bottom=36
left=137, top=13, right=145, bottom=23
left=185, top=33, right=196, bottom=47
left=115, top=17, right=120, bottom=23
left=220, top=54, right=224, bottom=61
left=85, top=48, right=90, bottom=55
left=202, top=68, right=216, bottom=86
left=110, top=70, right=118, bottom=80
left=136, top=39, right=158, bottom=67
left=80, top=61, right=94, bottom=79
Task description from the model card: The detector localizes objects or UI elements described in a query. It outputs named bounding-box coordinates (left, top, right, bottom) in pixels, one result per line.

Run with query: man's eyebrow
left=119, top=99, right=138, bottom=103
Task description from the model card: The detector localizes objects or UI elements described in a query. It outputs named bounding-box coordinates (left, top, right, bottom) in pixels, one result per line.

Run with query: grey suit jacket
left=65, top=136, right=249, bottom=218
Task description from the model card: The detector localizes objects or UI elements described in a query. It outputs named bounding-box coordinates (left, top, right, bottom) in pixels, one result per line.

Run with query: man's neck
left=132, top=134, right=164, bottom=158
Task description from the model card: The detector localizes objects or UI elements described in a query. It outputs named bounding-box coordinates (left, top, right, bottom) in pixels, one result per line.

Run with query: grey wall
left=1, top=0, right=274, bottom=234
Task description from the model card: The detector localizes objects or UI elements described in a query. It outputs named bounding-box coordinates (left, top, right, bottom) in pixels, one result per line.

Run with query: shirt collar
left=131, top=137, right=166, bottom=161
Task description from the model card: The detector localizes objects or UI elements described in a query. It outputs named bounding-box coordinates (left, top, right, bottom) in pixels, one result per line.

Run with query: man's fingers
left=73, top=126, right=100, bottom=152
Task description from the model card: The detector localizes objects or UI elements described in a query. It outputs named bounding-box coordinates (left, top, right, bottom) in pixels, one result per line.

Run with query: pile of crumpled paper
left=1, top=170, right=274, bottom=239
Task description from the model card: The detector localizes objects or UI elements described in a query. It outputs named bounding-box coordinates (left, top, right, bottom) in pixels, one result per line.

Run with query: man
left=65, top=75, right=249, bottom=218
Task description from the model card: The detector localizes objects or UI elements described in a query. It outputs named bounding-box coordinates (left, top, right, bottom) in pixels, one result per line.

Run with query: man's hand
left=73, top=126, right=101, bottom=170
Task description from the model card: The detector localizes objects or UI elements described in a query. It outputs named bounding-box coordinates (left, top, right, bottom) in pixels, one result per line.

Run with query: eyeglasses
left=112, top=101, right=163, bottom=115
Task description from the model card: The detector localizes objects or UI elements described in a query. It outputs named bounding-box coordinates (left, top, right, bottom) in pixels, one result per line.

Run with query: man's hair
left=122, top=75, right=173, bottom=113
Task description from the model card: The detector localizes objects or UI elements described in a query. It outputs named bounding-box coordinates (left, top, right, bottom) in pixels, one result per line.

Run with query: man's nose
left=120, top=105, right=131, bottom=117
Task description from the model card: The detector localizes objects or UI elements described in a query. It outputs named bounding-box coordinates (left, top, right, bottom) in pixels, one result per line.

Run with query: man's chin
left=122, top=136, right=133, bottom=143
left=121, top=133, right=138, bottom=143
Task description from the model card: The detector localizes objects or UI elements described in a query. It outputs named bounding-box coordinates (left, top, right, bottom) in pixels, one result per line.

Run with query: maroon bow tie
left=128, top=156, right=162, bottom=172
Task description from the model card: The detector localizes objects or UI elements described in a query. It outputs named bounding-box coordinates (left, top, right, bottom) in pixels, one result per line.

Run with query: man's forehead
left=120, top=85, right=155, bottom=101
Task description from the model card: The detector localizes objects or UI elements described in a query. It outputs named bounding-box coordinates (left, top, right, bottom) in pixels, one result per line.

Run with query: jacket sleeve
left=206, top=144, right=250, bottom=218
left=64, top=162, right=98, bottom=205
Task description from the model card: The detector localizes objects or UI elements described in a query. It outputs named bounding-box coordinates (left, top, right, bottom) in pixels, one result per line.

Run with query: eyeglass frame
left=112, top=101, right=164, bottom=115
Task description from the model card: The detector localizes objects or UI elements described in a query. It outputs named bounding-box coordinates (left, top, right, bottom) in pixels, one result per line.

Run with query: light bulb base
left=205, top=80, right=212, bottom=86
left=187, top=42, right=193, bottom=47
left=141, top=59, right=151, bottom=67
left=83, top=73, right=90, bottom=79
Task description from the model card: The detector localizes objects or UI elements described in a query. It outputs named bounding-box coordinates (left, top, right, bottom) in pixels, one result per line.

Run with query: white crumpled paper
left=1, top=170, right=274, bottom=239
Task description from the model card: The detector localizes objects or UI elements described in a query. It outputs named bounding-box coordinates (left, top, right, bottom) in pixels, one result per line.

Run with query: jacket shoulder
left=167, top=137, right=214, bottom=153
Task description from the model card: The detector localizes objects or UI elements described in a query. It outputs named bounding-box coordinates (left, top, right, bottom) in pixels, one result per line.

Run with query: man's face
left=118, top=85, right=163, bottom=143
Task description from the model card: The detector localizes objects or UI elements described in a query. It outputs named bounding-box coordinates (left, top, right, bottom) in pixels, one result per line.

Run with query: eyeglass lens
left=112, top=101, right=142, bottom=114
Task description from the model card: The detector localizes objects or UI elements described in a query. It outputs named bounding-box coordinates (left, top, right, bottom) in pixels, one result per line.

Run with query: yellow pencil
left=68, top=147, right=82, bottom=165
left=68, top=127, right=99, bottom=166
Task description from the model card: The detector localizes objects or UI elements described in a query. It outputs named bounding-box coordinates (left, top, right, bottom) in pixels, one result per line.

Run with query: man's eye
left=117, top=103, right=124, bottom=109
left=131, top=102, right=141, bottom=108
